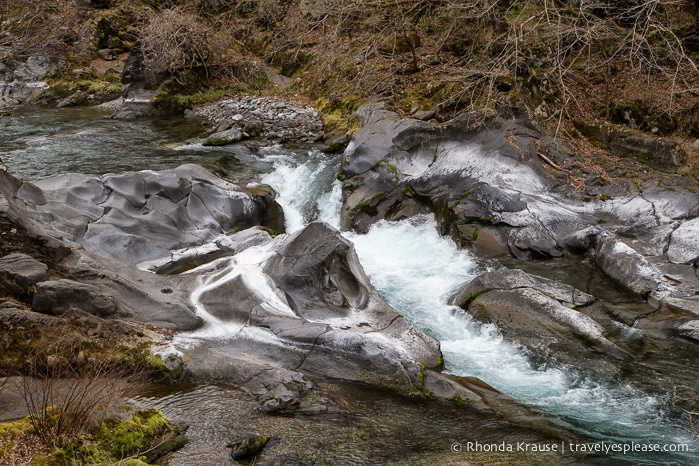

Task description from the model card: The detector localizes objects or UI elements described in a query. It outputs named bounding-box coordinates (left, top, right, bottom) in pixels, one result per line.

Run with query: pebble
left=195, top=97, right=324, bottom=144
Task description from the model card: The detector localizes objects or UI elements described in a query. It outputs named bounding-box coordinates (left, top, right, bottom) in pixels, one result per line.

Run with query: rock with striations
left=32, top=279, right=118, bottom=317
left=452, top=269, right=627, bottom=360
left=0, top=252, right=49, bottom=298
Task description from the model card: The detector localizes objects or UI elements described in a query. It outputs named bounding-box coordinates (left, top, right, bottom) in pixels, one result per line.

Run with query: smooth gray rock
left=202, top=128, right=244, bottom=146
left=184, top=222, right=445, bottom=395
left=0, top=253, right=49, bottom=297
left=32, top=279, right=118, bottom=317
left=0, top=165, right=285, bottom=268
left=339, top=103, right=699, bottom=303
left=593, top=233, right=662, bottom=298
left=451, top=268, right=595, bottom=307
left=453, top=269, right=626, bottom=359
left=1, top=166, right=464, bottom=401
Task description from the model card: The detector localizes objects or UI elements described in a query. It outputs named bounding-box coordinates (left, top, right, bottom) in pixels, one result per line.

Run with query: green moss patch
left=0, top=409, right=185, bottom=465
left=94, top=409, right=187, bottom=463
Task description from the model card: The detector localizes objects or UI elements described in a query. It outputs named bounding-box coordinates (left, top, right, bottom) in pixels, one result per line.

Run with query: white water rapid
left=259, top=148, right=696, bottom=465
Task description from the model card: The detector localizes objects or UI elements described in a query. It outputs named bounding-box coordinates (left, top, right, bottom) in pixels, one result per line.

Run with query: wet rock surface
left=340, top=103, right=699, bottom=343
left=0, top=163, right=473, bottom=408
left=452, top=269, right=627, bottom=360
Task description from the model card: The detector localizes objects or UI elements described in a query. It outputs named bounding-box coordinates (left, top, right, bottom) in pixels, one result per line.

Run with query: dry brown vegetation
left=0, top=0, right=699, bottom=149
left=17, top=336, right=142, bottom=445
left=124, top=1, right=699, bottom=137
left=4, top=1, right=699, bottom=143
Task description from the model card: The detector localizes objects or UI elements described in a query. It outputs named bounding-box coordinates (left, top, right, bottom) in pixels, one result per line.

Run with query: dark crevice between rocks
left=663, top=221, right=683, bottom=258
left=632, top=301, right=665, bottom=327
left=293, top=329, right=330, bottom=372
left=151, top=244, right=238, bottom=274
left=369, top=313, right=402, bottom=333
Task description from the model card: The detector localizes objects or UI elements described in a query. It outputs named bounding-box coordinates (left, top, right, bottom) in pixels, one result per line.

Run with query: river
left=1, top=107, right=697, bottom=465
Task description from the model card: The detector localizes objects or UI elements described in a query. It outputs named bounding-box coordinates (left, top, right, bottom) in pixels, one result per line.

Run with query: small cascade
left=259, top=149, right=697, bottom=464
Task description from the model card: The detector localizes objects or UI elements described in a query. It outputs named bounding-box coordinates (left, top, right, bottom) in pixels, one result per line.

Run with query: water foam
left=259, top=150, right=696, bottom=462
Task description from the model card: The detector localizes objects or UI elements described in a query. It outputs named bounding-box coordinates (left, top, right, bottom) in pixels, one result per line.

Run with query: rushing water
left=1, top=109, right=697, bottom=464
left=259, top=150, right=698, bottom=465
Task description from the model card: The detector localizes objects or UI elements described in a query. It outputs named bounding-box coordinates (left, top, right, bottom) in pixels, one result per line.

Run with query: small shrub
left=139, top=8, right=218, bottom=85
left=17, top=336, right=146, bottom=447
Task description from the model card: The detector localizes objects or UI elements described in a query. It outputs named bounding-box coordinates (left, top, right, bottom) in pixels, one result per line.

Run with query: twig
left=685, top=410, right=699, bottom=442
left=537, top=152, right=566, bottom=171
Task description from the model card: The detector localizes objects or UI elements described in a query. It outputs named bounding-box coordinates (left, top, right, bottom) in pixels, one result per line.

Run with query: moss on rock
left=0, top=409, right=185, bottom=465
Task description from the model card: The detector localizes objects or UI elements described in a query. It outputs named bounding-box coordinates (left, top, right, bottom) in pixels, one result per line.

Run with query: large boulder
left=0, top=165, right=481, bottom=403
left=452, top=269, right=627, bottom=360
left=339, top=104, right=699, bottom=306
left=182, top=221, right=449, bottom=397
left=0, top=164, right=285, bottom=268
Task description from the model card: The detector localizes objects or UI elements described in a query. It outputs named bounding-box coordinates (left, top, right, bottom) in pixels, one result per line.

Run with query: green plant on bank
left=0, top=409, right=185, bottom=465
left=452, top=393, right=473, bottom=407
left=378, top=161, right=401, bottom=184
left=45, top=69, right=123, bottom=101
left=401, top=185, right=416, bottom=196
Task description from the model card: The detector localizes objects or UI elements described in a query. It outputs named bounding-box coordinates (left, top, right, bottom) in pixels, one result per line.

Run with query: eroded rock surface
left=0, top=164, right=475, bottom=406
left=451, top=269, right=627, bottom=360
left=0, top=252, right=48, bottom=298
left=340, top=103, right=699, bottom=322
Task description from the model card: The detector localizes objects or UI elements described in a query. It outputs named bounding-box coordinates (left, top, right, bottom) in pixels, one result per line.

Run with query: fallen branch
left=537, top=152, right=566, bottom=171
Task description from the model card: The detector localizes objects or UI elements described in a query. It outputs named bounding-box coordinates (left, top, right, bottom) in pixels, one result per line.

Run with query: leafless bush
left=0, top=0, right=63, bottom=61
left=16, top=337, right=143, bottom=446
left=414, top=0, right=699, bottom=121
left=140, top=7, right=219, bottom=85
